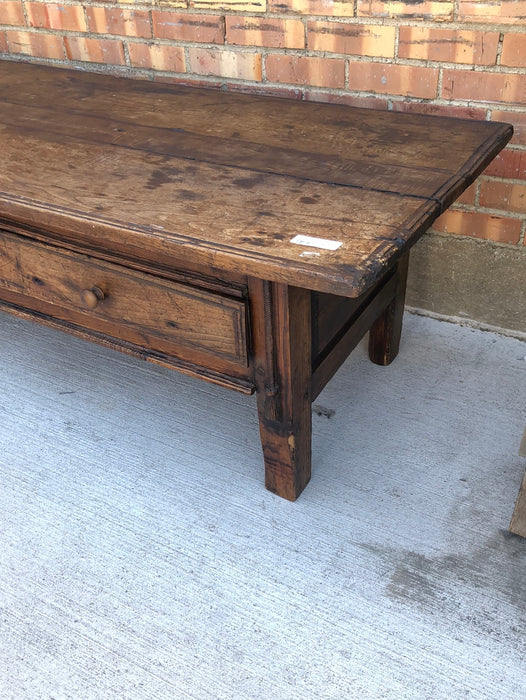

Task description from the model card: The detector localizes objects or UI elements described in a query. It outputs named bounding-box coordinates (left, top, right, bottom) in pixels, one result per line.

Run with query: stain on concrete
left=365, top=530, right=526, bottom=649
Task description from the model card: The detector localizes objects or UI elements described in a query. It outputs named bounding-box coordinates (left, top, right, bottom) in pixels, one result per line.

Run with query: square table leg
left=509, top=427, right=526, bottom=538
left=368, top=251, right=410, bottom=366
left=249, top=279, right=312, bottom=501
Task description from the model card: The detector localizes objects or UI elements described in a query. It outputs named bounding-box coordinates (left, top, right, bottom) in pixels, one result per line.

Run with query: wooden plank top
left=0, top=60, right=512, bottom=296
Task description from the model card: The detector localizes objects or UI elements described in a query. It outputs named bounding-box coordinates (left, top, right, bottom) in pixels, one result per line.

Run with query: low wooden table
left=0, top=61, right=511, bottom=500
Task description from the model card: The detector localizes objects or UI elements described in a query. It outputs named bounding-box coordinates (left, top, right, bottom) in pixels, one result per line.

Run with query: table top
left=0, top=60, right=512, bottom=297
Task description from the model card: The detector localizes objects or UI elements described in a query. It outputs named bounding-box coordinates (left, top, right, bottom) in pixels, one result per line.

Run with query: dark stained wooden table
left=0, top=60, right=512, bottom=500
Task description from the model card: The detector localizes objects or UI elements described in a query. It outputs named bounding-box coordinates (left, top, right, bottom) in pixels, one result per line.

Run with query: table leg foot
left=258, top=419, right=311, bottom=501
left=249, top=279, right=312, bottom=501
left=368, top=252, right=409, bottom=366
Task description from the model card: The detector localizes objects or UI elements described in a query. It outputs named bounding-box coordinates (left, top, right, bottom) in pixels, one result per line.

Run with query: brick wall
left=0, top=0, right=525, bottom=251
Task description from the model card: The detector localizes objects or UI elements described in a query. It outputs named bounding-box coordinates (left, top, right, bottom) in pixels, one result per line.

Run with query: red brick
left=358, top=0, right=454, bottom=20
left=64, top=37, right=125, bottom=65
left=191, top=0, right=265, bottom=11
left=391, top=100, right=487, bottom=120
left=269, top=0, right=354, bottom=17
left=479, top=179, right=526, bottom=213
left=442, top=69, right=526, bottom=106
left=304, top=90, right=389, bottom=110
left=432, top=209, right=522, bottom=244
left=152, top=11, right=224, bottom=44
left=308, top=22, right=395, bottom=58
left=86, top=8, right=151, bottom=39
left=226, top=17, right=304, bottom=49
left=154, top=0, right=187, bottom=6
left=459, top=0, right=526, bottom=25
left=491, top=109, right=526, bottom=146
left=348, top=61, right=439, bottom=99
left=189, top=48, right=262, bottom=81
left=500, top=33, right=526, bottom=68
left=26, top=3, right=87, bottom=32
left=0, top=1, right=25, bottom=26
left=6, top=30, right=64, bottom=59
left=456, top=182, right=478, bottom=206
left=0, top=31, right=9, bottom=53
left=398, top=27, right=499, bottom=65
left=128, top=43, right=185, bottom=72
left=484, top=148, right=526, bottom=179
left=266, top=54, right=345, bottom=88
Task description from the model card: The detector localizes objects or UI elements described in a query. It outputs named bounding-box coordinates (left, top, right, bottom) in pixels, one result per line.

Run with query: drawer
left=0, top=231, right=249, bottom=370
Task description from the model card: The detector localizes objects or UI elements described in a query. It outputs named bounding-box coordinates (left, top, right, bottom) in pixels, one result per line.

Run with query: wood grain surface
left=0, top=60, right=513, bottom=297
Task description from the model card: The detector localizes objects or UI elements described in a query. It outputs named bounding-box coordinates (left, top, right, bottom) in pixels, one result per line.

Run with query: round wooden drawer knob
left=81, top=286, right=105, bottom=309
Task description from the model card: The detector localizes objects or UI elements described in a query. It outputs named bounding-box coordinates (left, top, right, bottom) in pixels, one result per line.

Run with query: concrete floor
left=0, top=311, right=525, bottom=699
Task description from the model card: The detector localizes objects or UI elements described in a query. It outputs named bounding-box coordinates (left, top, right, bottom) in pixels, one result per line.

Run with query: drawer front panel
left=0, top=231, right=248, bottom=368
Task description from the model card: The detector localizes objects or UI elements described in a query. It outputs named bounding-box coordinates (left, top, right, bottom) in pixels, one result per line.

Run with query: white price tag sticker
left=290, top=234, right=342, bottom=251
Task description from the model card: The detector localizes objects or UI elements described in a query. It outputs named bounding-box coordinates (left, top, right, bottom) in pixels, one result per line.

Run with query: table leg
left=509, top=427, right=526, bottom=538
left=368, top=251, right=410, bottom=366
left=249, top=279, right=312, bottom=501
